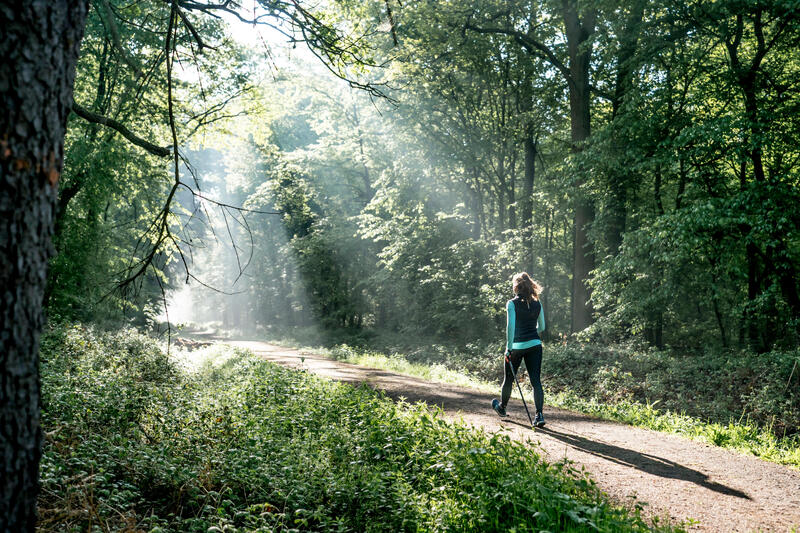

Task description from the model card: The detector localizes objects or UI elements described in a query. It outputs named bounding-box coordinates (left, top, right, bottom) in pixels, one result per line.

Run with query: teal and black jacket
left=506, top=296, right=545, bottom=352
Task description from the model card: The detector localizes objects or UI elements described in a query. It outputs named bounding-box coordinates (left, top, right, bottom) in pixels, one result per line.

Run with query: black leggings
left=501, top=345, right=543, bottom=413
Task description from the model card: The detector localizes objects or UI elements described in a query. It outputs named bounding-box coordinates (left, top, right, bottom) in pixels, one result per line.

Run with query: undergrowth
left=38, top=324, right=675, bottom=532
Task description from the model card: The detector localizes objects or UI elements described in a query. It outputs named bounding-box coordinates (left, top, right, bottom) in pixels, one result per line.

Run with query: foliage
left=56, top=0, right=800, bottom=350
left=543, top=342, right=800, bottom=440
left=49, top=0, right=252, bottom=324
left=45, top=2, right=800, bottom=519
left=38, top=324, right=674, bottom=532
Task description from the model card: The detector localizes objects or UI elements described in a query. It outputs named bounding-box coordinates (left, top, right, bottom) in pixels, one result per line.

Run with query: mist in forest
left=163, top=137, right=313, bottom=337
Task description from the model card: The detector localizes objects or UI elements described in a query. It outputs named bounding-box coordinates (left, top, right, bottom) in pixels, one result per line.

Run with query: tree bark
left=0, top=2, right=89, bottom=530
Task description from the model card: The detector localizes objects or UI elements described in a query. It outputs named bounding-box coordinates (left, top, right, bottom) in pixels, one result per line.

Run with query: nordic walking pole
left=505, top=351, right=535, bottom=428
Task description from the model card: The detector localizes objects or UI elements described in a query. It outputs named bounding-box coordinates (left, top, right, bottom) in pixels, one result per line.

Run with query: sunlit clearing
left=173, top=343, right=245, bottom=373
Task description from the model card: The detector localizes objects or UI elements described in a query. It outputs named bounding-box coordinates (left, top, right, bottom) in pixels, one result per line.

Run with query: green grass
left=38, top=324, right=676, bottom=532
left=292, top=343, right=800, bottom=469
left=549, top=391, right=800, bottom=467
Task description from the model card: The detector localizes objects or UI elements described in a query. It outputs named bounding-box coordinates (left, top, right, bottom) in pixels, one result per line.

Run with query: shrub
left=38, top=324, right=671, bottom=532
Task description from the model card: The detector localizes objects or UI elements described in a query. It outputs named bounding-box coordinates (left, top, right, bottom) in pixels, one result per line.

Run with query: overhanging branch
left=463, top=19, right=574, bottom=90
left=71, top=103, right=171, bottom=157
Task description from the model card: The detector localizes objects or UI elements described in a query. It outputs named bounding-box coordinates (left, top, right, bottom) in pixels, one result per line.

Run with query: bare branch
left=184, top=87, right=250, bottom=137
left=152, top=258, right=172, bottom=351
left=220, top=207, right=242, bottom=278
left=187, top=271, right=246, bottom=295
left=109, top=2, right=275, bottom=306
left=115, top=3, right=182, bottom=294
left=175, top=3, right=217, bottom=51
left=177, top=0, right=393, bottom=100
left=178, top=181, right=281, bottom=215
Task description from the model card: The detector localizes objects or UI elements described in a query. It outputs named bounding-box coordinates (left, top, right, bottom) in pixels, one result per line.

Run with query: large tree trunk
left=563, top=1, right=596, bottom=332
left=0, top=2, right=89, bottom=530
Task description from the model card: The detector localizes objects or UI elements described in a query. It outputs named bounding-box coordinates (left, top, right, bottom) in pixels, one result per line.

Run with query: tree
left=463, top=0, right=599, bottom=332
left=588, top=0, right=800, bottom=349
left=0, top=0, right=380, bottom=527
left=0, top=3, right=91, bottom=529
left=705, top=1, right=800, bottom=342
left=48, top=1, right=250, bottom=322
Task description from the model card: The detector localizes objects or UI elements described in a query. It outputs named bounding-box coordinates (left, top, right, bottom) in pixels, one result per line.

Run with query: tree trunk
left=563, top=1, right=596, bottom=332
left=541, top=208, right=553, bottom=341
left=523, top=131, right=537, bottom=271
left=606, top=1, right=644, bottom=255
left=572, top=199, right=595, bottom=332
left=522, top=129, right=536, bottom=230
left=712, top=279, right=729, bottom=348
left=0, top=2, right=89, bottom=530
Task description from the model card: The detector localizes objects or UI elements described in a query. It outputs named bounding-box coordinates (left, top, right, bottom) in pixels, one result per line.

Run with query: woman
left=492, top=272, right=546, bottom=427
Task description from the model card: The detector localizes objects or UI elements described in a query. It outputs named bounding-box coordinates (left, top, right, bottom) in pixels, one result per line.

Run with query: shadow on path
left=359, top=371, right=750, bottom=499
left=537, top=426, right=751, bottom=500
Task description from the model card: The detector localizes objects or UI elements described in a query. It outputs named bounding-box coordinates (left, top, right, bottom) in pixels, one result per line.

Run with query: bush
left=542, top=342, right=800, bottom=438
left=38, top=324, right=671, bottom=532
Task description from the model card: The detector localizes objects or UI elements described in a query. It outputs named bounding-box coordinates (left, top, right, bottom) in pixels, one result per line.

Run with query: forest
left=1, top=0, right=800, bottom=531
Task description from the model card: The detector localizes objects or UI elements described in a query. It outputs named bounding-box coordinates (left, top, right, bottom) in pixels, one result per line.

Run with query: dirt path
left=228, top=340, right=800, bottom=532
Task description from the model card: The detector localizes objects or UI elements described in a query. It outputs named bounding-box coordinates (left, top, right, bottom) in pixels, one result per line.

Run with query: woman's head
left=512, top=272, right=542, bottom=302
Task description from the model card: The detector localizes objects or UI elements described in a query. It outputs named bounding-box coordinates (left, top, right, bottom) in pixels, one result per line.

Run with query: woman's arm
left=538, top=303, right=545, bottom=333
left=506, top=300, right=515, bottom=352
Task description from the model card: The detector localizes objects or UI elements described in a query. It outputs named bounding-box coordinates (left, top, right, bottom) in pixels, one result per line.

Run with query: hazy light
left=160, top=283, right=194, bottom=325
